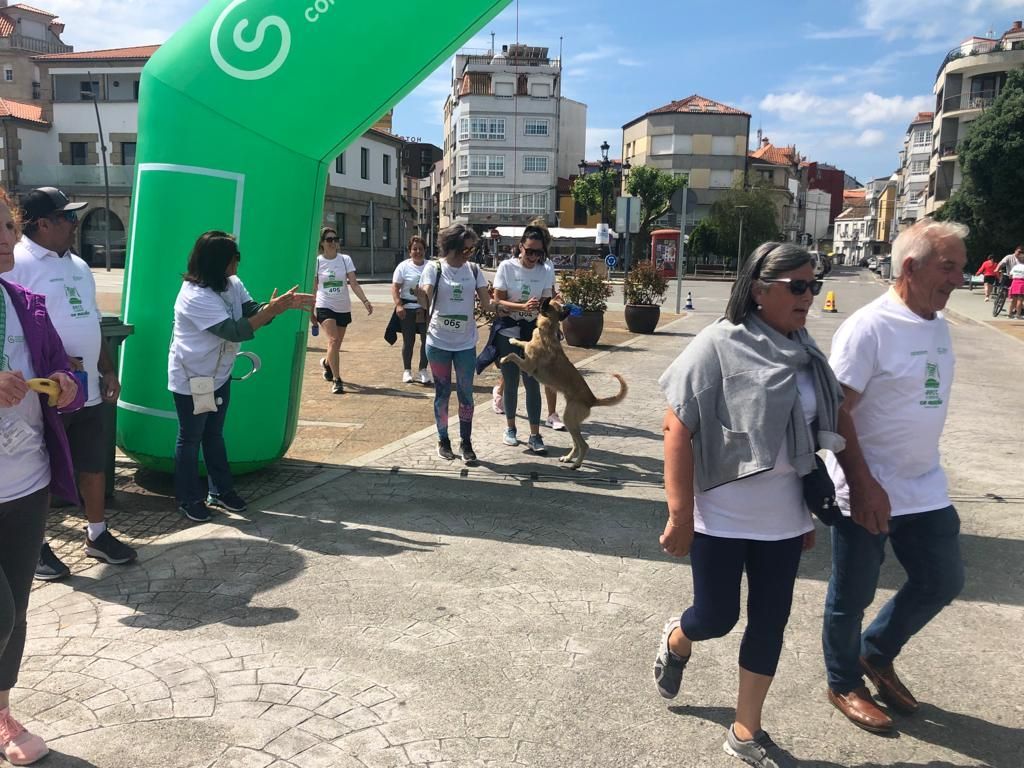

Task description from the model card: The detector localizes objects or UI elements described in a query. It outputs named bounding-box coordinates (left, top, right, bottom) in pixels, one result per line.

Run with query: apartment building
left=0, top=1, right=71, bottom=104
left=621, top=94, right=750, bottom=229
left=439, top=43, right=587, bottom=230
left=927, top=20, right=1024, bottom=212
left=747, top=137, right=801, bottom=240
left=894, top=111, right=932, bottom=237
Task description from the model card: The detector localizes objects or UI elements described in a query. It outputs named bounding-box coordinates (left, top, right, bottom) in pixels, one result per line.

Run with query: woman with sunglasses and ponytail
left=492, top=223, right=553, bottom=453
left=312, top=226, right=372, bottom=395
left=417, top=224, right=493, bottom=464
left=655, top=242, right=842, bottom=768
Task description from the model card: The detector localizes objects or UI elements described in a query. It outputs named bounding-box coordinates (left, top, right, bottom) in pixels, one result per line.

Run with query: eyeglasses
left=323, top=236, right=339, bottom=243
left=522, top=248, right=544, bottom=259
left=51, top=210, right=77, bottom=223
left=762, top=278, right=824, bottom=296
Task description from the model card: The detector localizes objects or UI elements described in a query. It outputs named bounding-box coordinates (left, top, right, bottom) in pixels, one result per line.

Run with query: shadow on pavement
left=40, top=751, right=101, bottom=768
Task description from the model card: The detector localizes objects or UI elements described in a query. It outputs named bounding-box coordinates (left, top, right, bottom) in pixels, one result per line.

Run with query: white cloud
left=42, top=1, right=199, bottom=50
left=855, top=129, right=886, bottom=147
left=760, top=90, right=931, bottom=128
left=861, top=0, right=1024, bottom=40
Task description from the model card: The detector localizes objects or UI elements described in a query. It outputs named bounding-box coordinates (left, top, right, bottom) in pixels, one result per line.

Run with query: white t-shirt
left=315, top=254, right=356, bottom=312
left=494, top=258, right=553, bottom=337
left=8, top=237, right=103, bottom=406
left=1010, top=261, right=1024, bottom=280
left=392, top=259, right=425, bottom=309
left=692, top=369, right=816, bottom=540
left=825, top=289, right=954, bottom=517
left=0, top=289, right=49, bottom=503
left=419, top=260, right=487, bottom=352
left=997, top=253, right=1022, bottom=274
left=545, top=262, right=557, bottom=295
left=167, top=276, right=252, bottom=395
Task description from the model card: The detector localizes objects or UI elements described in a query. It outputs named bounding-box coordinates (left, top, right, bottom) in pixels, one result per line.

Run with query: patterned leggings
left=426, top=345, right=476, bottom=443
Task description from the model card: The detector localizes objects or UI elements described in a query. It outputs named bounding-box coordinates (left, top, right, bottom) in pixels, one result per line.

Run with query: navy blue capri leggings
left=680, top=532, right=804, bottom=677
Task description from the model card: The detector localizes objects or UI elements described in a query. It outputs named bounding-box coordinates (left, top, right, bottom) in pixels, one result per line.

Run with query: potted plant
left=623, top=260, right=668, bottom=333
left=558, top=268, right=612, bottom=347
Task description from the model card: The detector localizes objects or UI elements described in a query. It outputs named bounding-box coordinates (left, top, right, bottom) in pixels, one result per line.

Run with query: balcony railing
left=936, top=39, right=1024, bottom=78
left=18, top=164, right=136, bottom=189
left=938, top=143, right=959, bottom=159
left=7, top=34, right=72, bottom=55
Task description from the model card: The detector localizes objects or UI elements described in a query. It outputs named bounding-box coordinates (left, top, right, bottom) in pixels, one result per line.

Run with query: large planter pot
left=561, top=311, right=605, bottom=348
left=624, top=304, right=661, bottom=334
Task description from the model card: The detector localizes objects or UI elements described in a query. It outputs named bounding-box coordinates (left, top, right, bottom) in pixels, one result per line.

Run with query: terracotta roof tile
left=0, top=14, right=14, bottom=37
left=912, top=111, right=934, bottom=123
left=7, top=4, right=57, bottom=17
left=836, top=204, right=869, bottom=220
left=33, top=44, right=159, bottom=61
left=749, top=142, right=797, bottom=166
left=624, top=94, right=749, bottom=128
left=0, top=97, right=48, bottom=125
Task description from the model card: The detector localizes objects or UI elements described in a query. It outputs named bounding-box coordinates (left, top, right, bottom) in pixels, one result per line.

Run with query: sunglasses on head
left=762, top=278, right=824, bottom=296
left=323, top=236, right=339, bottom=243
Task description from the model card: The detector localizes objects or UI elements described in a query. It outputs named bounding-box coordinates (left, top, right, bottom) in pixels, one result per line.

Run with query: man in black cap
left=7, top=187, right=137, bottom=579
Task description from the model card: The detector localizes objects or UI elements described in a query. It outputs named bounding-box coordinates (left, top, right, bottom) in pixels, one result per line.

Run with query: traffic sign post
left=675, top=186, right=688, bottom=314
left=605, top=254, right=618, bottom=269
left=616, top=196, right=640, bottom=273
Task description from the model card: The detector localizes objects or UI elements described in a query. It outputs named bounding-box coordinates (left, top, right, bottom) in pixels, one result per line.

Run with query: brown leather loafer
left=860, top=657, right=919, bottom=714
left=828, top=686, right=895, bottom=733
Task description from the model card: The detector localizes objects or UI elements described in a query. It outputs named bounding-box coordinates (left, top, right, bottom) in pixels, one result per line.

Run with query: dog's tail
left=593, top=374, right=628, bottom=407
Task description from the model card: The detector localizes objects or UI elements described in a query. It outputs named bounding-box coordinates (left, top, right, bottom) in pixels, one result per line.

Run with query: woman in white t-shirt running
left=417, top=224, right=494, bottom=465
left=391, top=235, right=430, bottom=384
left=168, top=231, right=313, bottom=523
left=312, top=227, right=373, bottom=394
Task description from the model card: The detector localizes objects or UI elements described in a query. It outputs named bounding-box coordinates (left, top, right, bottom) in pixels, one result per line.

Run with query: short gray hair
left=725, top=241, right=814, bottom=324
left=891, top=219, right=969, bottom=279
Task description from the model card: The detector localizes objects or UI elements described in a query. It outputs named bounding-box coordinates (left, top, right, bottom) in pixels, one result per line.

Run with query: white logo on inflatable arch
left=210, top=0, right=291, bottom=81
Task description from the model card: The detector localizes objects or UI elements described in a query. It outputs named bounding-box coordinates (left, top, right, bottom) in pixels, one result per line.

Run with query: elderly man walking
left=822, top=219, right=968, bottom=734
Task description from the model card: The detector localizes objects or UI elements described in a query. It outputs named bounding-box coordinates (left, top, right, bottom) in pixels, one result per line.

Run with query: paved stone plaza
left=19, top=269, right=1024, bottom=767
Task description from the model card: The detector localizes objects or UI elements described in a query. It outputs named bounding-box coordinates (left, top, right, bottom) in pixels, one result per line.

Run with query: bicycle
left=992, top=278, right=1009, bottom=317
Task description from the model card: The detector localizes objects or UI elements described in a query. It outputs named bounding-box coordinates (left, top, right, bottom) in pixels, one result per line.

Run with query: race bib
left=323, top=278, right=343, bottom=295
left=0, top=414, right=36, bottom=456
left=438, top=314, right=467, bottom=332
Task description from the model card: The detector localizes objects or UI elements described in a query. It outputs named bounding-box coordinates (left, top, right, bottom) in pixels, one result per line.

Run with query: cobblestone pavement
left=21, top=269, right=1024, bottom=767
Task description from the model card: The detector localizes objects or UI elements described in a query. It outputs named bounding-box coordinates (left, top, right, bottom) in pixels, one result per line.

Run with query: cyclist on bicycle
left=1000, top=246, right=1024, bottom=318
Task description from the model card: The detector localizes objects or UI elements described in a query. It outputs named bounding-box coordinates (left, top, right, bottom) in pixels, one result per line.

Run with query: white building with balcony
left=927, top=20, right=1024, bottom=213
left=439, top=43, right=586, bottom=230
left=894, top=111, right=932, bottom=236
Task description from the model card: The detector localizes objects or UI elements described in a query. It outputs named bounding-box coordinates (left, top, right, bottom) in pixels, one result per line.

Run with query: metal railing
left=8, top=34, right=72, bottom=54
left=936, top=39, right=1014, bottom=78
left=18, top=164, right=135, bottom=188
left=939, top=143, right=959, bottom=159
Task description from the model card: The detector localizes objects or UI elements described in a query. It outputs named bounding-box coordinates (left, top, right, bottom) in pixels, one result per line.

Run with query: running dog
left=499, top=298, right=628, bottom=469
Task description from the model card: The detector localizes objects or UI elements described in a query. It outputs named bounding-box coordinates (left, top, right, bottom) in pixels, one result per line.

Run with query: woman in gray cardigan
left=654, top=243, right=843, bottom=768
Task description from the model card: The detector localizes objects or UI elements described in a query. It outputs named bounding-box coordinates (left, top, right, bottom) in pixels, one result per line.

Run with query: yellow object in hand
left=27, top=377, right=60, bottom=406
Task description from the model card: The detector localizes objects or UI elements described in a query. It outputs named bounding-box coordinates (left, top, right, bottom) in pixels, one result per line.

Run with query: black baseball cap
left=20, top=187, right=88, bottom=222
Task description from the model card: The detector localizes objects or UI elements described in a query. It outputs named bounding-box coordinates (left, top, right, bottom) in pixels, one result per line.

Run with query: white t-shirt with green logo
left=315, top=253, right=356, bottom=313
left=8, top=237, right=103, bottom=406
left=0, top=288, right=49, bottom=503
left=419, top=260, right=487, bottom=352
left=392, top=259, right=425, bottom=309
left=825, top=289, right=954, bottom=517
left=493, top=258, right=553, bottom=338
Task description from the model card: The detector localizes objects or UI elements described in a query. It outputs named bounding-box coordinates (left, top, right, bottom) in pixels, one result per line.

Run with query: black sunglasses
left=762, top=278, right=824, bottom=296
left=323, top=236, right=339, bottom=243
left=522, top=248, right=544, bottom=258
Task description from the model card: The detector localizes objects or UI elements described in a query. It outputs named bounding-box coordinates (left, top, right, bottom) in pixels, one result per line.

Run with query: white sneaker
left=546, top=413, right=566, bottom=431
left=402, top=370, right=414, bottom=383
left=418, top=369, right=432, bottom=385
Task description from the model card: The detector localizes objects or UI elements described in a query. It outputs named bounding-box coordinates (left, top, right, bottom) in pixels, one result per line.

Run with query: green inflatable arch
left=117, top=0, right=508, bottom=472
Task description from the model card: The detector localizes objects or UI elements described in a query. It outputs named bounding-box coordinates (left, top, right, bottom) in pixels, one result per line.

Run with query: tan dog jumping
left=499, top=298, right=628, bottom=469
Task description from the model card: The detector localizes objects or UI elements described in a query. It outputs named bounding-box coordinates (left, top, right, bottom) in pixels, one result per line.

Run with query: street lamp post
left=621, top=159, right=632, bottom=272
left=83, top=72, right=111, bottom=271
left=734, top=204, right=749, bottom=271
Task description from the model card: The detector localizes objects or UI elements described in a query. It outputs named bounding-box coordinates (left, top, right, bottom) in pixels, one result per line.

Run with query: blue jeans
left=172, top=381, right=234, bottom=504
left=822, top=506, right=964, bottom=693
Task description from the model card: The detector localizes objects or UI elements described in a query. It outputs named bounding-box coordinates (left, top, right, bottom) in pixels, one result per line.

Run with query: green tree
left=570, top=169, right=617, bottom=223
left=623, top=165, right=688, bottom=263
left=933, top=69, right=1024, bottom=268
left=687, top=219, right=718, bottom=262
left=707, top=184, right=780, bottom=267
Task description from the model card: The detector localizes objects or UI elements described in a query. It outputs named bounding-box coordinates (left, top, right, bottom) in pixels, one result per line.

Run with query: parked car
left=866, top=257, right=878, bottom=271
left=808, top=251, right=832, bottom=278
left=962, top=272, right=985, bottom=288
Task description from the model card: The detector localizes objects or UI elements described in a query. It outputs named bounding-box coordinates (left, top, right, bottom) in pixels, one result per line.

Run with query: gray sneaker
left=653, top=618, right=689, bottom=699
left=723, top=725, right=798, bottom=768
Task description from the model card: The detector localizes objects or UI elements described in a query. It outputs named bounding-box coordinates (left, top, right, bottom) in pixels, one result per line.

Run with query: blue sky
left=44, top=0, right=1024, bottom=182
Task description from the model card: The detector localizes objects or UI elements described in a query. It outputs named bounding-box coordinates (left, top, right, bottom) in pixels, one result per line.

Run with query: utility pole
left=85, top=71, right=111, bottom=271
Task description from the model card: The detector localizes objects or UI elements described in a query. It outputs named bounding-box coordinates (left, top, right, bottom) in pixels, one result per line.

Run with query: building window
left=462, top=190, right=547, bottom=215
left=756, top=169, right=774, bottom=184
left=70, top=142, right=88, bottom=166
left=523, top=155, right=548, bottom=173
left=459, top=154, right=504, bottom=177
left=382, top=218, right=391, bottom=247
left=3, top=66, right=12, bottom=83
left=121, top=142, right=137, bottom=166
left=80, top=80, right=98, bottom=100
left=524, top=119, right=549, bottom=136
left=711, top=136, right=735, bottom=155
left=912, top=130, right=929, bottom=147
left=494, top=81, right=514, bottom=97
left=383, top=154, right=391, bottom=185
left=909, top=160, right=928, bottom=174
left=133, top=80, right=140, bottom=100
left=360, top=147, right=369, bottom=180
left=530, top=82, right=550, bottom=97
left=459, top=117, right=505, bottom=140
left=360, top=215, right=370, bottom=247
left=335, top=152, right=345, bottom=174
left=335, top=213, right=346, bottom=245
left=711, top=170, right=734, bottom=188
left=651, top=135, right=691, bottom=155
